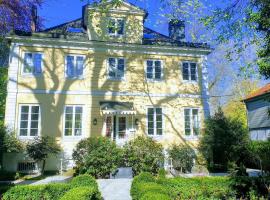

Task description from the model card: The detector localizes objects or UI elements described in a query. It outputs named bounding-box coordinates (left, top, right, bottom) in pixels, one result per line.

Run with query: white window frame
left=21, top=52, right=43, bottom=76
left=107, top=57, right=126, bottom=81
left=146, top=106, right=164, bottom=137
left=183, top=107, right=200, bottom=140
left=63, top=105, right=84, bottom=138
left=18, top=104, right=41, bottom=139
left=145, top=60, right=164, bottom=82
left=181, top=61, right=198, bottom=82
left=108, top=18, right=125, bottom=37
left=65, top=54, right=85, bottom=79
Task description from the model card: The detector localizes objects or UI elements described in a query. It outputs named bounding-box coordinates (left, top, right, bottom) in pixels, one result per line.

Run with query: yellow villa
left=4, top=1, right=211, bottom=171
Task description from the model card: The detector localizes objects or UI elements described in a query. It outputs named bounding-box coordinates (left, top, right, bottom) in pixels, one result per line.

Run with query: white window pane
left=190, top=63, right=197, bottom=81
left=183, top=63, right=189, bottom=80
left=76, top=56, right=84, bottom=76
left=20, top=129, right=28, bottom=136
left=24, top=53, right=33, bottom=73
left=34, top=54, right=42, bottom=74
left=30, top=129, right=38, bottom=136
left=65, top=129, right=72, bottom=136
left=117, top=19, right=124, bottom=35
left=66, top=56, right=75, bottom=77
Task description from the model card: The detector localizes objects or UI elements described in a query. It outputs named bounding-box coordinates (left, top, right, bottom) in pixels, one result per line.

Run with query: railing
left=17, top=161, right=39, bottom=174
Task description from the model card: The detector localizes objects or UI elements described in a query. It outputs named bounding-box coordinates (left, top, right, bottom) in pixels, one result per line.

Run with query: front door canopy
left=100, top=101, right=136, bottom=115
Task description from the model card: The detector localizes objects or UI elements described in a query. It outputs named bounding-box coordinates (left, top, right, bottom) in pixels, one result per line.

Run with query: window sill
left=148, top=135, right=164, bottom=140
left=62, top=136, right=84, bottom=141
left=146, top=79, right=164, bottom=83
left=108, top=34, right=124, bottom=38
left=18, top=136, right=38, bottom=140
left=65, top=76, right=84, bottom=80
left=107, top=77, right=126, bottom=81
left=182, top=80, right=198, bottom=84
left=21, top=74, right=43, bottom=78
left=184, top=135, right=200, bottom=141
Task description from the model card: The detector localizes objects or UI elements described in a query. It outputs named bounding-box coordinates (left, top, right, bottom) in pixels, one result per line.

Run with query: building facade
left=244, top=83, right=270, bottom=141
left=4, top=1, right=211, bottom=171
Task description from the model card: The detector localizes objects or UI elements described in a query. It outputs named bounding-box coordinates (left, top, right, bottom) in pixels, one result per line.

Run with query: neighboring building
left=4, top=1, right=211, bottom=171
left=244, top=83, right=270, bottom=141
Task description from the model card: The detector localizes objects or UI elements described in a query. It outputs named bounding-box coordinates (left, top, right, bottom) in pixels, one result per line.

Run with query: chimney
left=31, top=5, right=38, bottom=32
left=169, top=19, right=185, bottom=42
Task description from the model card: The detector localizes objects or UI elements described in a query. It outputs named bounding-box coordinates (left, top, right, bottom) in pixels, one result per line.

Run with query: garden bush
left=60, top=186, right=101, bottom=200
left=70, top=174, right=98, bottom=190
left=2, top=175, right=101, bottom=200
left=199, top=108, right=250, bottom=172
left=123, top=136, right=164, bottom=176
left=2, top=184, right=71, bottom=200
left=140, top=192, right=171, bottom=200
left=73, top=137, right=122, bottom=178
left=131, top=173, right=235, bottom=200
left=168, top=144, right=196, bottom=173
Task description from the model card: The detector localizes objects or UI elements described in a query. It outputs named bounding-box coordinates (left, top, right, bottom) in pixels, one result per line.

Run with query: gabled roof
left=40, top=18, right=210, bottom=49
left=244, top=83, right=270, bottom=102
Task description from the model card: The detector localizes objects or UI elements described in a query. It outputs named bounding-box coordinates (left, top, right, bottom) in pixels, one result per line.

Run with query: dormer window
left=108, top=18, right=125, bottom=36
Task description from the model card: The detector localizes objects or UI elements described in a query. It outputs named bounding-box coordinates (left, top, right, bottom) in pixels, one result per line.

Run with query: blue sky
left=39, top=0, right=168, bottom=35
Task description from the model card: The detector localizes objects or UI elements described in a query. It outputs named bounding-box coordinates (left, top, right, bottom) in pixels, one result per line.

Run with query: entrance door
left=105, top=116, right=127, bottom=141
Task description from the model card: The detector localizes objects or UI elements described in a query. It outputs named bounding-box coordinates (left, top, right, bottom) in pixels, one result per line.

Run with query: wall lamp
left=93, top=118, right=98, bottom=126
left=135, top=118, right=139, bottom=126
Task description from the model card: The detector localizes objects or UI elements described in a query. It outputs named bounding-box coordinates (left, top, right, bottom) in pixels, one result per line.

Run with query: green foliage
left=26, top=136, right=61, bottom=173
left=229, top=176, right=270, bottom=199
left=60, top=186, right=101, bottom=200
left=123, top=136, right=164, bottom=176
left=3, top=175, right=101, bottom=200
left=199, top=108, right=250, bottom=172
left=72, top=137, right=122, bottom=178
left=2, top=184, right=71, bottom=200
left=70, top=174, right=98, bottom=190
left=0, top=124, right=25, bottom=168
left=0, top=67, right=8, bottom=122
left=249, top=140, right=270, bottom=172
left=168, top=144, right=196, bottom=173
left=131, top=172, right=234, bottom=200
left=140, top=192, right=171, bottom=200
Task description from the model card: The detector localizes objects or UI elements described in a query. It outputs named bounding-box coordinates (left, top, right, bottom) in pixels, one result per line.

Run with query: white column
left=5, top=43, right=19, bottom=131
left=201, top=55, right=210, bottom=118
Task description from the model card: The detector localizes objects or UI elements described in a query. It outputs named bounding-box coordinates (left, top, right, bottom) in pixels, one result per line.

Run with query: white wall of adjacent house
left=250, top=129, right=270, bottom=141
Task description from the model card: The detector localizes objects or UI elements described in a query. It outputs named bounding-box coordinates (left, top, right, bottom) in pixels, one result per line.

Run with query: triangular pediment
left=88, top=0, right=146, bottom=15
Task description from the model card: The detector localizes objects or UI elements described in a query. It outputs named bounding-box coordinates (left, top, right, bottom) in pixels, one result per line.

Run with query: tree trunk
left=41, top=159, right=46, bottom=174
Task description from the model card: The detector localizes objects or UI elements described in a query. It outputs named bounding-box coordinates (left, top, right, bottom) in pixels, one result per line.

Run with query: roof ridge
left=41, top=18, right=82, bottom=32
left=244, top=83, right=270, bottom=101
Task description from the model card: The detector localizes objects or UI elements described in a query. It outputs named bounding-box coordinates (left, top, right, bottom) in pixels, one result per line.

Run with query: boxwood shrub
left=2, top=175, right=101, bottom=200
left=70, top=174, right=98, bottom=189
left=2, top=184, right=71, bottom=200
left=60, top=186, right=101, bottom=200
left=140, top=192, right=171, bottom=200
left=131, top=173, right=235, bottom=200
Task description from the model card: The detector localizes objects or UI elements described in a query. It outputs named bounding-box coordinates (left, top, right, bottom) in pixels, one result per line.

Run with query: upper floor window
left=108, top=18, right=125, bottom=36
left=23, top=53, right=42, bottom=75
left=147, top=107, right=163, bottom=136
left=108, top=58, right=125, bottom=80
left=182, top=62, right=198, bottom=81
left=184, top=108, right=200, bottom=136
left=66, top=55, right=84, bottom=78
left=146, top=60, right=163, bottom=81
left=19, top=105, right=40, bottom=137
left=64, top=105, right=83, bottom=137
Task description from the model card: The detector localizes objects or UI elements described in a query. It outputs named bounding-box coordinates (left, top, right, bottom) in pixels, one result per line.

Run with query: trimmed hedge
left=131, top=173, right=235, bottom=200
left=3, top=175, right=101, bottom=200
left=2, top=184, right=71, bottom=200
left=70, top=174, right=98, bottom=189
left=140, top=192, right=171, bottom=200
left=60, top=186, right=101, bottom=200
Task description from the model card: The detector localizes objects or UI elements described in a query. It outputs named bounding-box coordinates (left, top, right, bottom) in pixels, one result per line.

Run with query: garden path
left=97, top=179, right=132, bottom=200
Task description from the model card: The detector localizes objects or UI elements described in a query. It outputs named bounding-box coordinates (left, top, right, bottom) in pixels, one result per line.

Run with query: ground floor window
left=184, top=108, right=200, bottom=136
left=64, top=106, right=83, bottom=136
left=19, top=105, right=40, bottom=137
left=147, top=107, right=163, bottom=136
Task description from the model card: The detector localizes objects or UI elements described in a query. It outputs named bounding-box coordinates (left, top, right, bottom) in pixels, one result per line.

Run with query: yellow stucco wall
left=13, top=44, right=204, bottom=149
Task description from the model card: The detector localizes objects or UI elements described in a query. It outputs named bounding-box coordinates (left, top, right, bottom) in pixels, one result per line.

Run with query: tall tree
left=202, top=0, right=270, bottom=79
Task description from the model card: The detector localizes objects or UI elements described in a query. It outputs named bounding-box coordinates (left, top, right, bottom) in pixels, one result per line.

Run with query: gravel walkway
left=97, top=179, right=132, bottom=200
